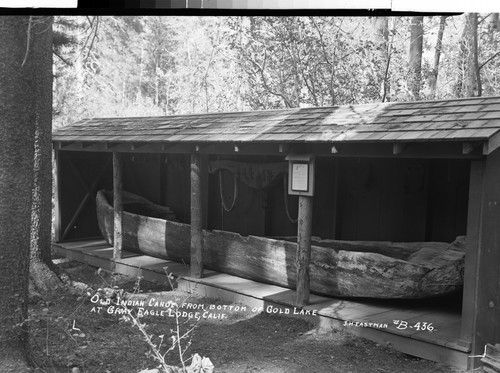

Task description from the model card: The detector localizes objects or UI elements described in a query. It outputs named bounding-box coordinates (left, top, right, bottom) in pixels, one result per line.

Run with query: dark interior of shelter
left=58, top=150, right=469, bottom=311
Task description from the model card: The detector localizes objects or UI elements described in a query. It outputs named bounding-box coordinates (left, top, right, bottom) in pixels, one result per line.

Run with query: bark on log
left=96, top=190, right=465, bottom=299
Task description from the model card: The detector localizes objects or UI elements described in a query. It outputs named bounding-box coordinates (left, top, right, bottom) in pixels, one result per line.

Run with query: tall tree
left=29, top=16, right=60, bottom=294
left=370, top=17, right=391, bottom=102
left=455, top=13, right=477, bottom=97
left=489, top=13, right=499, bottom=40
left=429, top=16, right=447, bottom=98
left=0, top=16, right=52, bottom=370
left=408, top=16, right=424, bottom=100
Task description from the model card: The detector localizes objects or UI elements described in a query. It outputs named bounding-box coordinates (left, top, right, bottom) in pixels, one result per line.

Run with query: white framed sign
left=291, top=162, right=309, bottom=192
left=286, top=154, right=315, bottom=196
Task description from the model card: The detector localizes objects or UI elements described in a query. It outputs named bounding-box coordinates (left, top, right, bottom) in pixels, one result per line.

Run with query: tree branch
left=21, top=16, right=33, bottom=67
left=479, top=51, right=500, bottom=70
left=249, top=50, right=292, bottom=108
left=53, top=49, right=73, bottom=66
left=83, top=16, right=99, bottom=64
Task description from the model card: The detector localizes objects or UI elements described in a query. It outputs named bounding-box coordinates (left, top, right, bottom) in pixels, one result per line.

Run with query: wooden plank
left=483, top=130, right=500, bottom=155
left=113, top=152, right=123, bottom=260
left=266, top=289, right=329, bottom=306
left=482, top=344, right=500, bottom=372
left=303, top=142, right=483, bottom=159
left=296, top=195, right=313, bottom=306
left=444, top=128, right=485, bottom=139
left=178, top=272, right=469, bottom=369
left=188, top=273, right=293, bottom=299
left=412, top=318, right=463, bottom=347
left=57, top=239, right=110, bottom=251
left=342, top=326, right=469, bottom=369
left=316, top=301, right=394, bottom=321
left=190, top=153, right=204, bottom=278
left=357, top=308, right=435, bottom=337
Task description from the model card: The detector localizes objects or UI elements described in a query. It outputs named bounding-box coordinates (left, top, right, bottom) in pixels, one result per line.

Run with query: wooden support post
left=53, top=149, right=62, bottom=242
left=460, top=151, right=500, bottom=370
left=190, top=153, right=204, bottom=278
left=200, top=155, right=209, bottom=229
left=331, top=159, right=339, bottom=239
left=459, top=160, right=483, bottom=351
left=113, top=152, right=123, bottom=260
left=296, top=195, right=313, bottom=307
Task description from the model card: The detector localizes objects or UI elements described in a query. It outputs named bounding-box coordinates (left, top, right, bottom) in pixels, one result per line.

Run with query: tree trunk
left=430, top=16, right=447, bottom=99
left=408, top=16, right=424, bottom=100
left=472, top=14, right=482, bottom=97
left=29, top=16, right=62, bottom=295
left=0, top=16, right=44, bottom=371
left=455, top=13, right=476, bottom=98
left=371, top=17, right=390, bottom=102
left=490, top=13, right=499, bottom=40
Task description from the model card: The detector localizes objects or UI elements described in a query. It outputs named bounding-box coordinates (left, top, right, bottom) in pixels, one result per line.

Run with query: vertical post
left=460, top=151, right=500, bottom=370
left=201, top=155, right=209, bottom=229
left=190, top=153, right=203, bottom=278
left=459, top=160, right=483, bottom=350
left=296, top=195, right=313, bottom=307
left=113, top=152, right=123, bottom=260
left=53, top=149, right=62, bottom=242
left=331, top=159, right=339, bottom=239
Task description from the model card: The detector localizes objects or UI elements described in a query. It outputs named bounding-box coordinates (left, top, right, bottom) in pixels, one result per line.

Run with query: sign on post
left=286, top=154, right=315, bottom=196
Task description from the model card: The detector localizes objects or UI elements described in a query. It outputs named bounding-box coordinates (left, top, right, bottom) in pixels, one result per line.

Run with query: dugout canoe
left=96, top=189, right=466, bottom=299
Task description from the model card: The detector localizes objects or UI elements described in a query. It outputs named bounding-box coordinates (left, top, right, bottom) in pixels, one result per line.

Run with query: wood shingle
left=53, top=96, right=500, bottom=149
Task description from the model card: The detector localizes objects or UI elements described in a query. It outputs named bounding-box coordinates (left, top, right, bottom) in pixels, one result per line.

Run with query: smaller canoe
left=96, top=190, right=465, bottom=299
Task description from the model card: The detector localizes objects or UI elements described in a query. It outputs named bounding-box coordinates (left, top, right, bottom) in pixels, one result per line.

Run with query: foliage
left=27, top=262, right=215, bottom=372
left=52, top=14, right=500, bottom=127
left=92, top=268, right=213, bottom=373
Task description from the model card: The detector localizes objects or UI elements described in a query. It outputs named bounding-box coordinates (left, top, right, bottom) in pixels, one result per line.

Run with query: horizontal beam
left=52, top=141, right=484, bottom=159
left=304, top=142, right=484, bottom=159
left=52, top=142, right=303, bottom=155
left=483, top=131, right=500, bottom=155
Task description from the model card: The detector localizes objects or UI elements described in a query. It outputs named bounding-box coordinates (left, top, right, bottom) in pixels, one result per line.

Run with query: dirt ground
left=27, top=261, right=467, bottom=373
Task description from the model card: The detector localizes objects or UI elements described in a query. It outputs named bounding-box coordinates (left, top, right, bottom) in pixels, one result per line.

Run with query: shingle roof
left=53, top=96, right=500, bottom=145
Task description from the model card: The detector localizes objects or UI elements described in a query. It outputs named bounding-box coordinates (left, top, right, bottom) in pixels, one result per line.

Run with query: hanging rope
left=219, top=169, right=238, bottom=212
left=283, top=174, right=298, bottom=223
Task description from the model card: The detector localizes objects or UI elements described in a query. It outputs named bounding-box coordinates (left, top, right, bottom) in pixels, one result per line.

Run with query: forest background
left=53, top=14, right=500, bottom=129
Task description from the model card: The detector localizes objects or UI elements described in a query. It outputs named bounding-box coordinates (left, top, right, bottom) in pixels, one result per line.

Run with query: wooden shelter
left=52, top=96, right=500, bottom=369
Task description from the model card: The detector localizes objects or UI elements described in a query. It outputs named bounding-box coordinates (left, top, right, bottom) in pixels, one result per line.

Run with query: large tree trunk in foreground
left=29, top=16, right=62, bottom=295
left=0, top=16, right=42, bottom=371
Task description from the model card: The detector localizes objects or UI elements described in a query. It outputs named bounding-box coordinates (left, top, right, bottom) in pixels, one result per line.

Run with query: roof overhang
left=53, top=139, right=486, bottom=159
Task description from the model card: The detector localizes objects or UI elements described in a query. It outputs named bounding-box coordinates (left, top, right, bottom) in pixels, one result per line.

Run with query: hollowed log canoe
left=96, top=190, right=465, bottom=299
